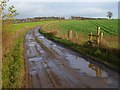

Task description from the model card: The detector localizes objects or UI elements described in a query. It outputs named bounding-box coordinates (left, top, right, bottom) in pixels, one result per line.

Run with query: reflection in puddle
left=88, top=63, right=102, bottom=77
left=28, top=57, right=43, bottom=62
left=65, top=54, right=108, bottom=77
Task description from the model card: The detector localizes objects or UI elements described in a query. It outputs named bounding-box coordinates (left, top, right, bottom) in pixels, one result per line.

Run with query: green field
left=44, top=20, right=118, bottom=35
left=42, top=19, right=118, bottom=48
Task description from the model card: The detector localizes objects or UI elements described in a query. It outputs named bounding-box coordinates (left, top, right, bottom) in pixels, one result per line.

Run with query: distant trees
left=107, top=11, right=113, bottom=19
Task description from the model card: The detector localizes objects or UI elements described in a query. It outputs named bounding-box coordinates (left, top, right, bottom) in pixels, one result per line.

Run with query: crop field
left=42, top=19, right=119, bottom=48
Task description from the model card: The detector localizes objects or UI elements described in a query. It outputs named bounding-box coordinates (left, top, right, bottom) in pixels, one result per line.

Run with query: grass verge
left=2, top=31, right=26, bottom=88
left=2, top=21, right=52, bottom=88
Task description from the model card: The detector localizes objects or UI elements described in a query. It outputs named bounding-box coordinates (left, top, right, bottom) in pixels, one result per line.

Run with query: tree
left=3, top=5, right=19, bottom=19
left=107, top=11, right=113, bottom=19
left=1, top=0, right=9, bottom=10
left=0, top=0, right=18, bottom=24
left=0, top=0, right=9, bottom=16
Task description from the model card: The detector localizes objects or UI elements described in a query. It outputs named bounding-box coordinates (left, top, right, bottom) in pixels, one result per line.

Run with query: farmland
left=42, top=19, right=118, bottom=48
left=44, top=20, right=118, bottom=35
left=2, top=19, right=119, bottom=88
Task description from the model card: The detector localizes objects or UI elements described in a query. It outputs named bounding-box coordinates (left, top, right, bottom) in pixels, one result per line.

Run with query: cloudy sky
left=5, top=0, right=119, bottom=19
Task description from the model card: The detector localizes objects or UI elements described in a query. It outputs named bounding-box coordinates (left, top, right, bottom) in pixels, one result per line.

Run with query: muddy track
left=24, top=26, right=119, bottom=88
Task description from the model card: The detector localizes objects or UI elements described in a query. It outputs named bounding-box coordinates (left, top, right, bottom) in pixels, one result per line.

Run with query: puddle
left=52, top=44, right=57, bottom=47
left=27, top=35, right=34, bottom=40
left=35, top=43, right=45, bottom=53
left=35, top=32, right=40, bottom=37
left=38, top=36, right=45, bottom=39
left=28, top=57, right=43, bottom=62
left=65, top=53, right=108, bottom=77
left=28, top=43, right=35, bottom=47
left=40, top=51, right=44, bottom=53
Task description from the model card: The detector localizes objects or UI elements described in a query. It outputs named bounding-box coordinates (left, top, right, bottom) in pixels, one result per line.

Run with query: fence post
left=97, top=27, right=101, bottom=35
left=75, top=32, right=78, bottom=43
left=70, top=31, right=73, bottom=40
left=67, top=31, right=70, bottom=40
left=89, top=33, right=93, bottom=41
left=100, top=32, right=103, bottom=44
left=68, top=30, right=73, bottom=40
left=72, top=31, right=74, bottom=42
left=73, top=31, right=75, bottom=43
left=97, top=27, right=100, bottom=44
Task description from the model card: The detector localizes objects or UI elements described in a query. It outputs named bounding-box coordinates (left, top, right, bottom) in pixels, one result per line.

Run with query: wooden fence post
left=97, top=27, right=101, bottom=35
left=73, top=31, right=76, bottom=43
left=67, top=31, right=70, bottom=40
left=75, top=32, right=78, bottom=43
left=88, top=26, right=104, bottom=45
left=100, top=32, right=103, bottom=44
left=70, top=31, right=73, bottom=40
left=72, top=31, right=74, bottom=42
left=67, top=31, right=69, bottom=40
left=89, top=33, right=93, bottom=41
left=68, top=30, right=73, bottom=40
left=97, top=27, right=100, bottom=44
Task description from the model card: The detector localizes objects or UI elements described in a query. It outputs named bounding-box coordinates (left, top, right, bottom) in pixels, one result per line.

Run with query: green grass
left=44, top=20, right=118, bottom=35
left=5, top=21, right=50, bottom=32
left=2, top=21, right=51, bottom=88
left=43, top=19, right=118, bottom=48
left=3, top=36, right=25, bottom=88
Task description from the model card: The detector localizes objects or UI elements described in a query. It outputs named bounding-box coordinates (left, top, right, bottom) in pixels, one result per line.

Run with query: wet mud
left=25, top=26, right=119, bottom=88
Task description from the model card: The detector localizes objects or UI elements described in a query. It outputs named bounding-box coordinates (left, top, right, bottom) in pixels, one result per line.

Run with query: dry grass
left=2, top=26, right=29, bottom=56
left=2, top=20, right=52, bottom=88
left=2, top=25, right=30, bottom=88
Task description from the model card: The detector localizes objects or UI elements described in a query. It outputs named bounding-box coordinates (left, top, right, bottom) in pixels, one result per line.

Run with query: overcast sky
left=5, top=0, right=119, bottom=19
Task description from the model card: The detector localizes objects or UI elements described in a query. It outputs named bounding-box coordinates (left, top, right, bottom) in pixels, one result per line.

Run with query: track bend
left=25, top=26, right=119, bottom=88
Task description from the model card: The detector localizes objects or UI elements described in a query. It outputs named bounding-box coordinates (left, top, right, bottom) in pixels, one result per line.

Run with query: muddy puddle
left=65, top=53, right=107, bottom=77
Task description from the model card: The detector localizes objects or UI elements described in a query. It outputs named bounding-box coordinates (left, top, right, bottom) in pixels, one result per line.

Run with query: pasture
left=42, top=19, right=118, bottom=48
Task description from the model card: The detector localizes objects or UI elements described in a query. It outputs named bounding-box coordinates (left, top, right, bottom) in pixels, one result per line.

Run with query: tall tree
left=107, top=11, right=113, bottom=19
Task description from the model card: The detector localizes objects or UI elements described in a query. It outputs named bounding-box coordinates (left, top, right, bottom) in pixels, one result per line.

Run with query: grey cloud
left=6, top=2, right=118, bottom=18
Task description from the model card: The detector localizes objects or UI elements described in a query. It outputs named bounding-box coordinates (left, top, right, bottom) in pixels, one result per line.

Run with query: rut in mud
left=24, top=26, right=119, bottom=88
